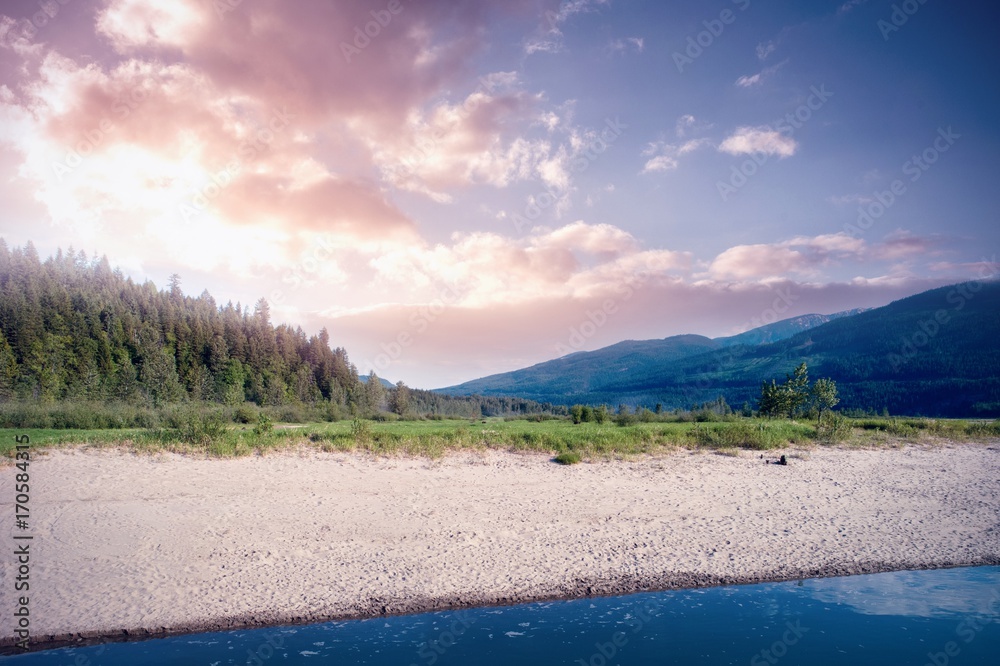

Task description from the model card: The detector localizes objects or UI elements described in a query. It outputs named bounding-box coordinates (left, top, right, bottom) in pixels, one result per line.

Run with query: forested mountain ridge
left=441, top=310, right=867, bottom=399
left=441, top=281, right=1000, bottom=417
left=0, top=240, right=560, bottom=418
left=714, top=309, right=868, bottom=347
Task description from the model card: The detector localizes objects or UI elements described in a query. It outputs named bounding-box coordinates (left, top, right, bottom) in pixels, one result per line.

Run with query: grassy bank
left=2, top=413, right=998, bottom=461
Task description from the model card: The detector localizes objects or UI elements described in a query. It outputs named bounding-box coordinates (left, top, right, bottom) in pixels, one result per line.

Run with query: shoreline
left=2, top=445, right=998, bottom=654
left=5, top=559, right=1000, bottom=654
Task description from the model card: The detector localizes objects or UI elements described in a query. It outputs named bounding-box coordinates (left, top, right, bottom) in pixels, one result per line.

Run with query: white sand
left=1, top=444, right=998, bottom=646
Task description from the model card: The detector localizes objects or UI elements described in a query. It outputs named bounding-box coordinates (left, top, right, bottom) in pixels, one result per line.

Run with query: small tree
left=786, top=363, right=810, bottom=416
left=389, top=380, right=410, bottom=416
left=759, top=363, right=811, bottom=419
left=570, top=404, right=584, bottom=424
left=811, top=377, right=839, bottom=425
left=363, top=371, right=386, bottom=414
left=759, top=379, right=790, bottom=418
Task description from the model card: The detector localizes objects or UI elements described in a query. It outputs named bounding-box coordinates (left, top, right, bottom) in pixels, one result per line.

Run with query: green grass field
left=2, top=415, right=998, bottom=462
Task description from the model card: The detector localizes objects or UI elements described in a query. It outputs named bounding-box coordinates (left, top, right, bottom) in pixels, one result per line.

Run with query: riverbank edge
left=5, top=557, right=999, bottom=655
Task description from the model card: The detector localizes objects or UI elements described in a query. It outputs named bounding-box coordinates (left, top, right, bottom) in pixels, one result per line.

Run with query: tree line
left=0, top=241, right=558, bottom=419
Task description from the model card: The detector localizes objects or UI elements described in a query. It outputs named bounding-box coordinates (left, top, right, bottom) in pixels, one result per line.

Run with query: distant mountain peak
left=715, top=308, right=869, bottom=347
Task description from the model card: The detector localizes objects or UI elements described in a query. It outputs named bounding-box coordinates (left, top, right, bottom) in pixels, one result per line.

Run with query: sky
left=0, top=0, right=997, bottom=389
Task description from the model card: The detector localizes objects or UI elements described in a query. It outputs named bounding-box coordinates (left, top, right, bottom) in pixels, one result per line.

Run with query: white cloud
left=362, top=82, right=576, bottom=200
left=756, top=40, right=777, bottom=60
left=735, top=72, right=763, bottom=88
left=526, top=0, right=611, bottom=55
left=718, top=126, right=798, bottom=158
left=97, top=0, right=207, bottom=52
left=828, top=194, right=873, bottom=206
left=641, top=116, right=711, bottom=174
left=641, top=138, right=710, bottom=174
left=641, top=151, right=678, bottom=174
left=838, top=0, right=870, bottom=15
left=524, top=38, right=562, bottom=55
left=675, top=114, right=697, bottom=137
left=607, top=36, right=644, bottom=54
left=363, top=221, right=691, bottom=308
left=735, top=60, right=788, bottom=88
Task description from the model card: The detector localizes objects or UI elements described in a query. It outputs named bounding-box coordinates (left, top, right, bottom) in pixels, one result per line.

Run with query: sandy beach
left=2, top=444, right=999, bottom=649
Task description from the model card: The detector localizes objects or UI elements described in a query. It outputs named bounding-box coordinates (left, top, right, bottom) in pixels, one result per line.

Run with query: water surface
left=6, top=566, right=999, bottom=665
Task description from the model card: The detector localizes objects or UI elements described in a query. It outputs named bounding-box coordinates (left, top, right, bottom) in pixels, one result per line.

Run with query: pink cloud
left=94, top=0, right=536, bottom=126
left=870, top=229, right=945, bottom=261
left=215, top=174, right=417, bottom=240
left=707, top=232, right=915, bottom=280
left=710, top=244, right=806, bottom=279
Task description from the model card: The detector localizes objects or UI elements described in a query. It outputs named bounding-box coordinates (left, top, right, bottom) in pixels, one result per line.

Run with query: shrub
left=967, top=420, right=1000, bottom=438
left=351, top=418, right=372, bottom=442
left=252, top=412, right=273, bottom=436
left=817, top=413, right=853, bottom=442
left=615, top=412, right=636, bottom=427
left=271, top=404, right=308, bottom=423
left=554, top=451, right=582, bottom=465
left=233, top=405, right=257, bottom=424
left=169, top=410, right=228, bottom=445
left=690, top=421, right=782, bottom=450
left=0, top=401, right=166, bottom=429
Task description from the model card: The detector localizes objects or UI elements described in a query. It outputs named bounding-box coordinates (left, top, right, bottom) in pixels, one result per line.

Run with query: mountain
left=358, top=374, right=396, bottom=389
left=441, top=310, right=864, bottom=400
left=444, top=334, right=722, bottom=400
left=439, top=284, right=1000, bottom=417
left=715, top=309, right=868, bottom=347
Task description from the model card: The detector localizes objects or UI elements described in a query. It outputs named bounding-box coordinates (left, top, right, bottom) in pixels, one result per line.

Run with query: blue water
left=4, top=566, right=999, bottom=665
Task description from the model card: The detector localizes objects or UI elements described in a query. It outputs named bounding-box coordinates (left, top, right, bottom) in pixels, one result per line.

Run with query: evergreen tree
left=760, top=363, right=810, bottom=418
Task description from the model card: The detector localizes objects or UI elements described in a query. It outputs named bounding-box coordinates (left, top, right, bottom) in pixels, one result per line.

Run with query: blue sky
left=0, top=0, right=996, bottom=387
